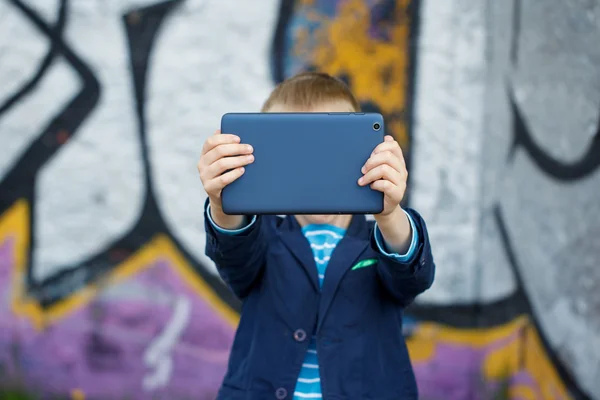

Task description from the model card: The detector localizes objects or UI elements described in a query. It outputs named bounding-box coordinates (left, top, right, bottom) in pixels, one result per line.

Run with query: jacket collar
left=277, top=214, right=371, bottom=331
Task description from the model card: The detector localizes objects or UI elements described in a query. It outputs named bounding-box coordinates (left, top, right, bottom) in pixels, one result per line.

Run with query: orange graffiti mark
left=57, top=130, right=70, bottom=144
left=71, top=389, right=85, bottom=400
left=0, top=201, right=239, bottom=331
left=406, top=316, right=572, bottom=399
left=294, top=0, right=413, bottom=147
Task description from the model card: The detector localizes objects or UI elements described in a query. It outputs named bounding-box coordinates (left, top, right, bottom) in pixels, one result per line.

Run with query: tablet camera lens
left=373, top=122, right=381, bottom=131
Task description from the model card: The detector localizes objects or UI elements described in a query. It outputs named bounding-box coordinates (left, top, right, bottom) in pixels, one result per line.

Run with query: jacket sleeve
left=373, top=209, right=419, bottom=262
left=373, top=208, right=435, bottom=307
left=204, top=199, right=268, bottom=299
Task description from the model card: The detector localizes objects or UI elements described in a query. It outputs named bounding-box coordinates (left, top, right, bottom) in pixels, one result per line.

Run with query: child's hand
left=197, top=130, right=254, bottom=222
left=358, top=135, right=407, bottom=216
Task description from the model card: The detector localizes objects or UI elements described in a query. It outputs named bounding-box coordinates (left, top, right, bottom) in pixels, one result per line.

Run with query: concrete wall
left=0, top=0, right=598, bottom=398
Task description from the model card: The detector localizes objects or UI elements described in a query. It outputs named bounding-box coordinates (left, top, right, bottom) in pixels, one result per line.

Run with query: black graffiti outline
left=0, top=0, right=66, bottom=114
left=508, top=0, right=600, bottom=181
left=493, top=207, right=591, bottom=400
left=270, top=0, right=296, bottom=85
left=508, top=90, right=600, bottom=181
left=0, top=0, right=240, bottom=315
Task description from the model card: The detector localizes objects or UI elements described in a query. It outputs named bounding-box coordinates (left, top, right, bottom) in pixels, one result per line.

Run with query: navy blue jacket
left=204, top=203, right=435, bottom=400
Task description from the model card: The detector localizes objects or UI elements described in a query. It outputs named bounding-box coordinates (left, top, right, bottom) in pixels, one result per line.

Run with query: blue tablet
left=220, top=112, right=385, bottom=215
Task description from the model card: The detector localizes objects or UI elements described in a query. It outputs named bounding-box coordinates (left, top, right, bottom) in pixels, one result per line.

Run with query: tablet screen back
left=220, top=112, right=385, bottom=215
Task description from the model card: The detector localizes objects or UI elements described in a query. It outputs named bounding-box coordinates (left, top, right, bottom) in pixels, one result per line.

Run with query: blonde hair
left=261, top=72, right=361, bottom=112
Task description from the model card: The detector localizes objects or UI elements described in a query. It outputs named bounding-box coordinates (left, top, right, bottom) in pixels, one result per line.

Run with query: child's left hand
left=358, top=135, right=407, bottom=216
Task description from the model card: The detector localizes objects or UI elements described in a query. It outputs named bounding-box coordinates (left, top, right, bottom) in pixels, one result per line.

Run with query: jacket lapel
left=278, top=216, right=320, bottom=292
left=316, top=216, right=370, bottom=332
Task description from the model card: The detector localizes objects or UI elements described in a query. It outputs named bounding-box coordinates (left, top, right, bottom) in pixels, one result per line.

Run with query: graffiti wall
left=0, top=0, right=598, bottom=399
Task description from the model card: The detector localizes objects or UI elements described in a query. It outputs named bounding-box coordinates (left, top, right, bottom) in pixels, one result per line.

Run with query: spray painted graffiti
left=1, top=0, right=598, bottom=399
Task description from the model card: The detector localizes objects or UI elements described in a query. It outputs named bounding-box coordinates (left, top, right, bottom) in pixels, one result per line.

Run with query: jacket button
left=275, top=387, right=287, bottom=399
left=293, top=329, right=307, bottom=342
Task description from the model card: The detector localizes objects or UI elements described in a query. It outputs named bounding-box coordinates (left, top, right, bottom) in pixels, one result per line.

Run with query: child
left=197, top=72, right=435, bottom=400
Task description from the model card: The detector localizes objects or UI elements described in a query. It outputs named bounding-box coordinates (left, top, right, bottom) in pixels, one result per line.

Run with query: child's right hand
left=197, top=130, right=254, bottom=227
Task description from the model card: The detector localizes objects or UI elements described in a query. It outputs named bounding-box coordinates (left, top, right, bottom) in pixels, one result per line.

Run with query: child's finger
left=372, top=140, right=405, bottom=167
left=370, top=179, right=405, bottom=200
left=362, top=151, right=403, bottom=174
left=207, top=154, right=254, bottom=179
left=373, top=140, right=403, bottom=157
left=202, top=132, right=240, bottom=155
left=204, top=167, right=246, bottom=192
left=372, top=136, right=396, bottom=152
left=204, top=143, right=254, bottom=165
left=358, top=164, right=403, bottom=187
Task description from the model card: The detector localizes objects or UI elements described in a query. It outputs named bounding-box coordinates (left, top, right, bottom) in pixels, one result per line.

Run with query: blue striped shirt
left=293, top=224, right=346, bottom=399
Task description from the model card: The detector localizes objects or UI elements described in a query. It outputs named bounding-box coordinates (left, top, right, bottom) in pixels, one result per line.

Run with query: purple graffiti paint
left=0, top=238, right=235, bottom=399
left=0, top=237, right=20, bottom=380
left=412, top=341, right=541, bottom=400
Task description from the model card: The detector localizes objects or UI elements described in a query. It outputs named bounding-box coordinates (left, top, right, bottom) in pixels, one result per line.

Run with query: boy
left=197, top=72, right=435, bottom=400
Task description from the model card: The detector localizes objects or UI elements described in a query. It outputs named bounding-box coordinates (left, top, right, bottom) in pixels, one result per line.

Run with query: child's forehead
left=265, top=100, right=356, bottom=113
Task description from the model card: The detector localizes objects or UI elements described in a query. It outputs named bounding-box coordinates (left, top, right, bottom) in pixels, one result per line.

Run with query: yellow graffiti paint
left=406, top=316, right=572, bottom=399
left=294, top=0, right=413, bottom=147
left=71, top=389, right=85, bottom=400
left=0, top=201, right=239, bottom=331
left=410, top=316, right=529, bottom=350
left=0, top=199, right=46, bottom=328
left=508, top=386, right=538, bottom=400
left=485, top=320, right=571, bottom=399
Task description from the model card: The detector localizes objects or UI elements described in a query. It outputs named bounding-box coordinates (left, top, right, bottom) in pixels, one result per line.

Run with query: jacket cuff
left=206, top=203, right=257, bottom=235
left=373, top=209, right=419, bottom=263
